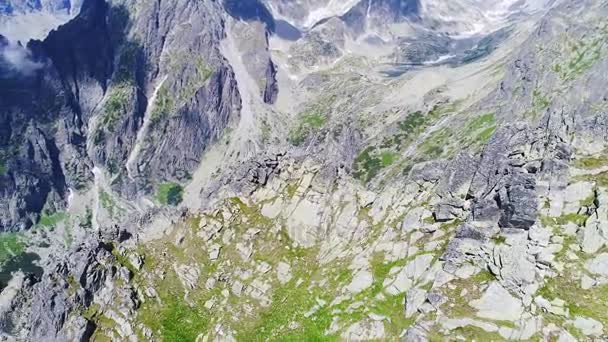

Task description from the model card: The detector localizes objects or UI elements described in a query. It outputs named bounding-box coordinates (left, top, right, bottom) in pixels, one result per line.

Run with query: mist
left=0, top=41, right=44, bottom=76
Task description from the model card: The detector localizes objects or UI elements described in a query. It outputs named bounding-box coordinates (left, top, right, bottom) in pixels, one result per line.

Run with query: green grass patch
left=353, top=147, right=399, bottom=183
left=0, top=157, right=6, bottom=176
left=354, top=104, right=460, bottom=183
left=452, top=325, right=507, bottom=341
left=540, top=212, right=589, bottom=228
left=137, top=272, right=211, bottom=341
left=573, top=153, right=608, bottom=169
left=236, top=275, right=338, bottom=341
left=380, top=111, right=429, bottom=150
left=552, top=24, right=608, bottom=82
left=99, top=191, right=121, bottom=218
left=462, top=113, right=496, bottom=146
left=417, top=127, right=452, bottom=160
left=469, top=269, right=495, bottom=283
left=150, top=85, right=174, bottom=125
left=37, top=211, right=68, bottom=228
left=288, top=111, right=327, bottom=146
left=539, top=274, right=608, bottom=327
left=0, top=233, right=26, bottom=265
left=102, top=84, right=133, bottom=132
left=156, top=182, right=184, bottom=206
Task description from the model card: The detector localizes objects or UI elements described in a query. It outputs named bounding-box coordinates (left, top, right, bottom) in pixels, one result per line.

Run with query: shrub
left=156, top=183, right=184, bottom=206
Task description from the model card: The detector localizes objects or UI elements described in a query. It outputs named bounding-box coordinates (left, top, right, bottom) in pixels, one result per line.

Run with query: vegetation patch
left=461, top=113, right=497, bottom=146
left=539, top=274, right=608, bottom=327
left=167, top=52, right=214, bottom=105
left=288, top=111, right=327, bottom=146
left=526, top=88, right=552, bottom=120
left=156, top=183, right=184, bottom=206
left=0, top=233, right=26, bottom=265
left=551, top=23, right=608, bottom=82
left=102, top=85, right=133, bottom=132
left=540, top=212, right=590, bottom=228
left=114, top=41, right=140, bottom=85
left=0, top=152, right=6, bottom=175
left=99, top=191, right=122, bottom=218
left=417, top=127, right=453, bottom=160
left=353, top=147, right=399, bottom=183
left=353, top=104, right=460, bottom=183
left=37, top=211, right=68, bottom=229
left=236, top=265, right=338, bottom=341
left=573, top=152, right=608, bottom=169
left=150, top=85, right=174, bottom=125
left=0, top=161, right=6, bottom=176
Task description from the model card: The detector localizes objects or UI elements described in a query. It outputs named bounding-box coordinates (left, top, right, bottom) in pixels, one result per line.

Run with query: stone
left=209, top=244, right=222, bottom=260
left=571, top=316, right=603, bottom=336
left=557, top=330, right=577, bottom=342
left=579, top=219, right=607, bottom=254
left=346, top=270, right=374, bottom=294
left=286, top=198, right=322, bottom=247
left=470, top=282, right=524, bottom=321
left=248, top=279, right=272, bottom=306
left=586, top=253, right=608, bottom=276
left=232, top=281, right=244, bottom=297
left=403, top=324, right=429, bottom=342
left=405, top=288, right=426, bottom=318
left=276, top=262, right=293, bottom=284
left=472, top=197, right=502, bottom=223
left=581, top=275, right=596, bottom=290
left=499, top=316, right=542, bottom=340
left=342, top=320, right=385, bottom=341
left=174, top=265, right=200, bottom=290
left=384, top=254, right=433, bottom=295
left=490, top=235, right=536, bottom=288
left=127, top=253, right=144, bottom=271
left=442, top=318, right=499, bottom=332
left=402, top=207, right=432, bottom=233
left=206, top=278, right=216, bottom=290
left=562, top=182, right=594, bottom=212
left=498, top=173, right=538, bottom=230
left=261, top=198, right=284, bottom=219
left=434, top=199, right=465, bottom=222
left=236, top=243, right=253, bottom=261
left=535, top=296, right=567, bottom=316
left=256, top=262, right=272, bottom=274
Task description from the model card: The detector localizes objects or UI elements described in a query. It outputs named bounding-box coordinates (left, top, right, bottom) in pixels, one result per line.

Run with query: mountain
left=0, top=0, right=82, bottom=42
left=1, top=0, right=608, bottom=340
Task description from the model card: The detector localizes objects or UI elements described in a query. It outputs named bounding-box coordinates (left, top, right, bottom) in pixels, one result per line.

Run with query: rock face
left=1, top=239, right=135, bottom=341
left=3, top=0, right=608, bottom=340
left=0, top=0, right=245, bottom=230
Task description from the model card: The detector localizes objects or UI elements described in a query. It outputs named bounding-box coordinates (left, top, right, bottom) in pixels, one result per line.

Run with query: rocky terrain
left=1, top=0, right=608, bottom=341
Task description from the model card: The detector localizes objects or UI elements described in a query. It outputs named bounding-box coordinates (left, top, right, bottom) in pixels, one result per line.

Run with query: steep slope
left=2, top=0, right=608, bottom=341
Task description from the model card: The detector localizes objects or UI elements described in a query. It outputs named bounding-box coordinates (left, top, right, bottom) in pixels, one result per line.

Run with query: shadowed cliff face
left=223, top=0, right=276, bottom=31
left=0, top=0, right=122, bottom=231
left=0, top=0, right=83, bottom=42
left=0, top=0, right=244, bottom=231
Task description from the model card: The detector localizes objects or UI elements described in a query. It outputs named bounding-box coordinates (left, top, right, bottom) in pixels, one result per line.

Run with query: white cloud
left=1, top=42, right=44, bottom=75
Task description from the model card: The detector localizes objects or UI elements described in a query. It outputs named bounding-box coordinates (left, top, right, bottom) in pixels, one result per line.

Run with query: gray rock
left=403, top=324, right=429, bottom=342
left=498, top=173, right=538, bottom=230
left=405, top=288, right=426, bottom=318
left=585, top=253, right=608, bottom=277
left=470, top=282, right=524, bottom=321
left=434, top=198, right=465, bottom=222
left=571, top=316, right=603, bottom=336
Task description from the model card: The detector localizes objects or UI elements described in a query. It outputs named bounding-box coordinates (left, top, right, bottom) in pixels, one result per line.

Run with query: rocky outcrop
left=1, top=0, right=244, bottom=228
left=0, top=239, right=136, bottom=341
